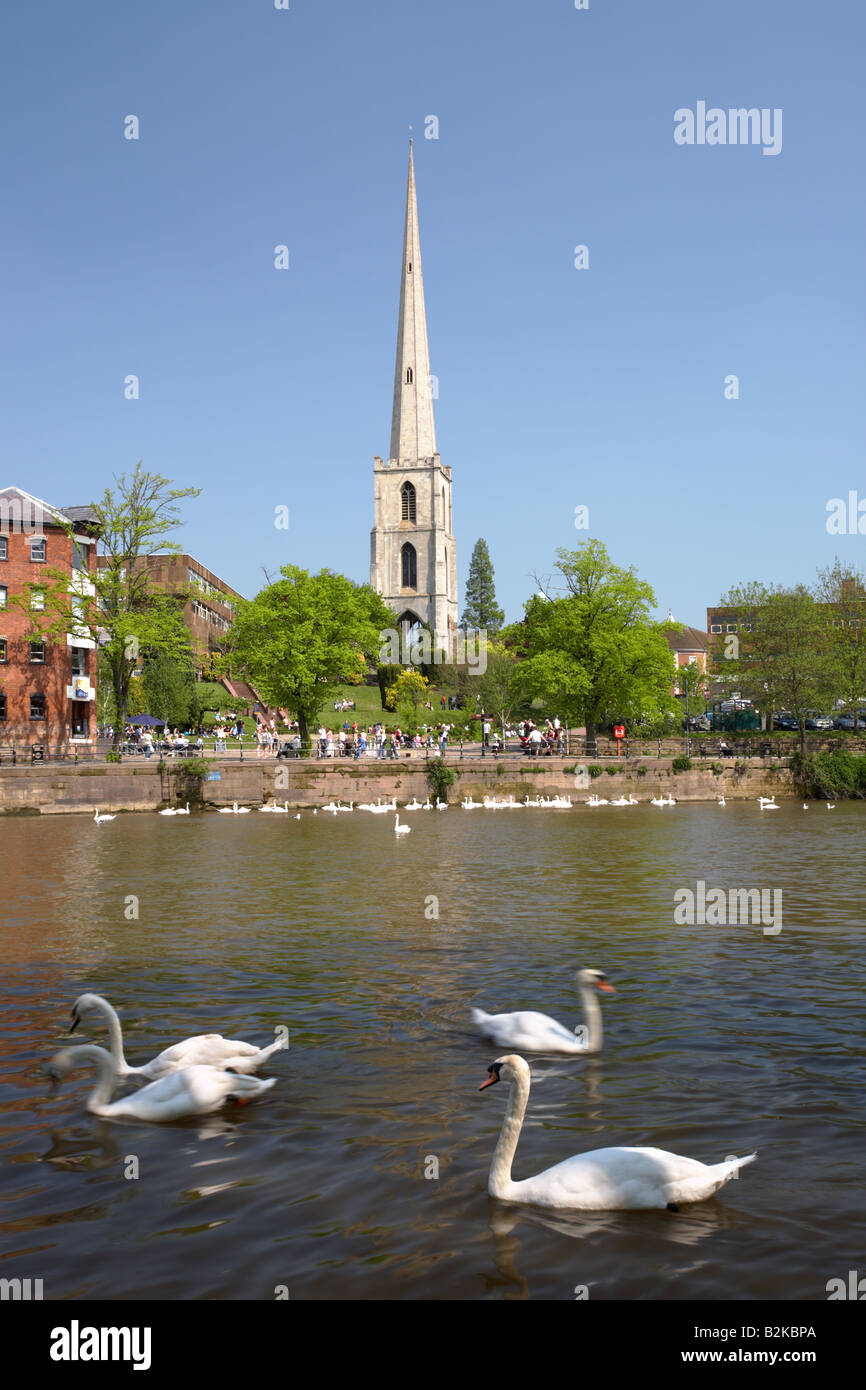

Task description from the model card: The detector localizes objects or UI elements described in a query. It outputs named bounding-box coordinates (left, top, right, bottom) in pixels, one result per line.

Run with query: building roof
left=665, top=625, right=709, bottom=652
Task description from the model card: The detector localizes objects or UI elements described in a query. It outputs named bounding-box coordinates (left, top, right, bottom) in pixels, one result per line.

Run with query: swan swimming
left=70, top=994, right=288, bottom=1079
left=93, top=809, right=115, bottom=824
left=471, top=969, right=614, bottom=1055
left=47, top=1044, right=276, bottom=1122
left=394, top=814, right=411, bottom=836
left=480, top=1055, right=756, bottom=1210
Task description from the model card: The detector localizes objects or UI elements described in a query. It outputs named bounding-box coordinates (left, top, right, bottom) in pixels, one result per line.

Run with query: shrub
left=105, top=751, right=121, bottom=763
left=588, top=765, right=604, bottom=779
left=792, top=750, right=866, bottom=799
left=605, top=766, right=619, bottom=776
left=711, top=762, right=723, bottom=775
left=671, top=755, right=692, bottom=773
left=425, top=759, right=456, bottom=803
left=636, top=766, right=647, bottom=777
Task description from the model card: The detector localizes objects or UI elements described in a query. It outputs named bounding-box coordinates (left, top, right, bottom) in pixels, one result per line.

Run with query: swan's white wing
left=107, top=1065, right=276, bottom=1120
left=140, top=1033, right=243, bottom=1077
left=472, top=1009, right=583, bottom=1054
left=512, top=1147, right=754, bottom=1210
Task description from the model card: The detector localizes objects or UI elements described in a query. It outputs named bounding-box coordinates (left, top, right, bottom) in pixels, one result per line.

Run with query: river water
left=1, top=802, right=863, bottom=1301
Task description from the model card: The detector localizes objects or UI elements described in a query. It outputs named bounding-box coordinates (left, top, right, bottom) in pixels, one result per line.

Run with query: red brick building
left=96, top=552, right=240, bottom=673
left=0, top=487, right=100, bottom=755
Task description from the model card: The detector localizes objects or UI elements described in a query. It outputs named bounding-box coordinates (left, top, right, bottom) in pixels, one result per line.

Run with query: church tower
left=370, top=143, right=458, bottom=657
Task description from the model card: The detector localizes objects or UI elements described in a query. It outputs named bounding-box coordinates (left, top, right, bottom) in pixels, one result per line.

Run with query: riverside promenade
left=0, top=752, right=797, bottom=814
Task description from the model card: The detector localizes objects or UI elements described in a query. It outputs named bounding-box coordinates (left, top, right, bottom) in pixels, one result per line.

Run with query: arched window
left=405, top=367, right=413, bottom=384
left=401, top=543, right=417, bottom=590
left=400, top=481, right=416, bottom=523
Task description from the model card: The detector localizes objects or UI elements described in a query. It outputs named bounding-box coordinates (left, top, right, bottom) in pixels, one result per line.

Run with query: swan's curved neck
left=578, top=982, right=603, bottom=1052
left=489, top=1070, right=530, bottom=1199
left=77, top=1046, right=120, bottom=1112
left=94, top=999, right=134, bottom=1075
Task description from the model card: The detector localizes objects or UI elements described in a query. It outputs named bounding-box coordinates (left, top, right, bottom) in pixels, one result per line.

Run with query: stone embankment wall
left=0, top=756, right=797, bottom=814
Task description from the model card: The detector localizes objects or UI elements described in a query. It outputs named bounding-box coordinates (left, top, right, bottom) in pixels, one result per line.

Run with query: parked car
left=773, top=713, right=799, bottom=731
left=834, top=714, right=857, bottom=730
left=805, top=714, right=834, bottom=730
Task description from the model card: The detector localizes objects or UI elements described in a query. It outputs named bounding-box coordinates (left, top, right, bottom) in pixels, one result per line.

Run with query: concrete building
left=370, top=143, right=458, bottom=656
left=97, top=553, right=242, bottom=672
left=0, top=486, right=99, bottom=754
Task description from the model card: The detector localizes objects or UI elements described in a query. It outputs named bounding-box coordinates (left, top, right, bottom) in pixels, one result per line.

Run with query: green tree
left=475, top=645, right=523, bottom=734
left=717, top=581, right=831, bottom=753
left=815, top=559, right=866, bottom=731
left=462, top=538, right=504, bottom=634
left=142, top=639, right=196, bottom=728
left=385, top=668, right=430, bottom=715
left=224, top=566, right=394, bottom=745
left=507, top=541, right=674, bottom=741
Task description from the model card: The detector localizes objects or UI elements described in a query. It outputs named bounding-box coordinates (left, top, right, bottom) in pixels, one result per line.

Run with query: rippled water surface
left=1, top=803, right=864, bottom=1300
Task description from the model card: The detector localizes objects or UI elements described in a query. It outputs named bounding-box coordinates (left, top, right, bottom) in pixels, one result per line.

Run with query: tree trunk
left=297, top=709, right=309, bottom=748
left=800, top=720, right=807, bottom=758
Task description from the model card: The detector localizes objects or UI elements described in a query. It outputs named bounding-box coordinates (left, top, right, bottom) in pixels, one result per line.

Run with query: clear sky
left=2, top=0, right=863, bottom=627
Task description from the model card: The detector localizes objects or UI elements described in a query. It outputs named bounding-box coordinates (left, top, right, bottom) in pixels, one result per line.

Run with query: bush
left=792, top=750, right=866, bottom=799
left=605, top=766, right=619, bottom=776
left=105, top=751, right=121, bottom=763
left=425, top=759, right=456, bottom=803
left=588, top=765, right=604, bottom=779
left=711, top=762, right=723, bottom=775
left=671, top=755, right=692, bottom=773
left=636, top=766, right=647, bottom=776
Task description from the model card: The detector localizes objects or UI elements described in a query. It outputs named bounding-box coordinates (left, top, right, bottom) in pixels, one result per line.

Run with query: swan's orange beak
left=596, top=981, right=616, bottom=994
left=479, top=1074, right=499, bottom=1090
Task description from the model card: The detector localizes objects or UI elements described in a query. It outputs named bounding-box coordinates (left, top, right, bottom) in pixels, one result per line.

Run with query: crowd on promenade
left=102, top=713, right=568, bottom=760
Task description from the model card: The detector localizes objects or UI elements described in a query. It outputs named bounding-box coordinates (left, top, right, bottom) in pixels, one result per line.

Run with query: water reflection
left=0, top=804, right=863, bottom=1299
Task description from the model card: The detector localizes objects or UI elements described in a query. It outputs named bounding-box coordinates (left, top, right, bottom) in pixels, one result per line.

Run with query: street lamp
left=684, top=672, right=690, bottom=757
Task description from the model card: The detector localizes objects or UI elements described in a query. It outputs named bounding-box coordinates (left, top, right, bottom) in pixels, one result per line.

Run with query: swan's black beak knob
left=479, top=1062, right=502, bottom=1091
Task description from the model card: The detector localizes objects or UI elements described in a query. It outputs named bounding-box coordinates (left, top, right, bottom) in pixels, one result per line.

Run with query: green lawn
left=197, top=682, right=465, bottom=747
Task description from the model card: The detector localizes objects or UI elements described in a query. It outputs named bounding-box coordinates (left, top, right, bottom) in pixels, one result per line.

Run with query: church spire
left=389, top=142, right=437, bottom=462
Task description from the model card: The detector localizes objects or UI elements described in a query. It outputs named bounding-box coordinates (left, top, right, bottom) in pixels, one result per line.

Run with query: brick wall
left=0, top=522, right=97, bottom=753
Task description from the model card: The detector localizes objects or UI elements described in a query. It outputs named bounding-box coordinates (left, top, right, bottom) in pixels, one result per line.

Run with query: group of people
left=518, top=716, right=564, bottom=757
left=122, top=725, right=205, bottom=758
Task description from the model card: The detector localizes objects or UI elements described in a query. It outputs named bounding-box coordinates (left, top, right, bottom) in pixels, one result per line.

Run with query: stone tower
left=370, top=143, right=458, bottom=657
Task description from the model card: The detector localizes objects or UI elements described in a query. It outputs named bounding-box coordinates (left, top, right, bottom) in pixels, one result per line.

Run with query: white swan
left=394, top=814, right=411, bottom=836
left=93, top=809, right=115, bottom=824
left=47, top=1044, right=276, bottom=1122
left=471, top=969, right=614, bottom=1055
left=436, top=799, right=448, bottom=810
left=70, top=993, right=288, bottom=1079
left=718, top=796, right=726, bottom=807
left=405, top=798, right=424, bottom=810
left=158, top=806, right=177, bottom=816
left=176, top=802, right=191, bottom=815
left=480, top=1055, right=757, bottom=1210
left=462, top=797, right=483, bottom=809
left=827, top=802, right=835, bottom=810
left=218, top=802, right=250, bottom=815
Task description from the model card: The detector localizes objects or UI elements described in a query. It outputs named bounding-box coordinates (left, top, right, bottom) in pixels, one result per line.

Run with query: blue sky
left=1, top=0, right=863, bottom=627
